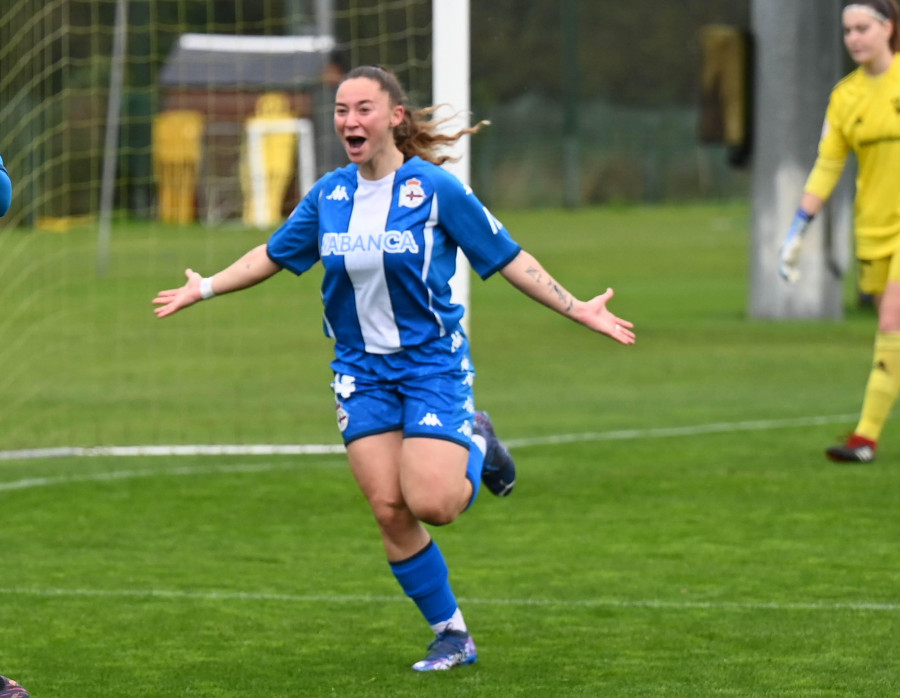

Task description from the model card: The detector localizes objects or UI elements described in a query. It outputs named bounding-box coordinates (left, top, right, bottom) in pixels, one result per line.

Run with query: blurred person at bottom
left=153, top=65, right=635, bottom=670
left=0, top=676, right=28, bottom=698
left=778, top=0, right=900, bottom=463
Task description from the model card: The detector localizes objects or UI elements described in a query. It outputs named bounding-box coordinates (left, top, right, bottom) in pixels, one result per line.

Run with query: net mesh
left=0, top=0, right=431, bottom=452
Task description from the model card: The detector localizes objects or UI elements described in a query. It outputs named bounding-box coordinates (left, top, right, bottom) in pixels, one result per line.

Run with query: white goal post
left=433, top=0, right=472, bottom=332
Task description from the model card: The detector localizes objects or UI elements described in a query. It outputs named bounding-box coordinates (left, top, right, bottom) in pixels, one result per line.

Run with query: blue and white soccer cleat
left=474, top=411, right=516, bottom=497
left=411, top=629, right=478, bottom=671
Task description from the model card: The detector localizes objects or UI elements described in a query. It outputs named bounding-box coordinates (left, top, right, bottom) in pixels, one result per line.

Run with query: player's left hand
left=778, top=234, right=803, bottom=283
left=577, top=288, right=635, bottom=345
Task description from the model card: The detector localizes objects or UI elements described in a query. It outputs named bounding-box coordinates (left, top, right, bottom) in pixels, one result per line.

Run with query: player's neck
left=861, top=50, right=894, bottom=77
left=359, top=147, right=404, bottom=181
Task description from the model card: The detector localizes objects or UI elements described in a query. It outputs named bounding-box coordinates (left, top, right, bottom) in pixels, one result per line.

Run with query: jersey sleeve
left=0, top=154, right=11, bottom=217
left=266, top=177, right=326, bottom=275
left=432, top=171, right=521, bottom=279
left=804, top=95, right=851, bottom=201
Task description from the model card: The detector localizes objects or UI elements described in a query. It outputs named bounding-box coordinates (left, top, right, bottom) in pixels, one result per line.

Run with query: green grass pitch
left=1, top=202, right=898, bottom=696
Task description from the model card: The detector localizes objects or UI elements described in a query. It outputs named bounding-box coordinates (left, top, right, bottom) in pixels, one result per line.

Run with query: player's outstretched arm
left=152, top=243, right=281, bottom=318
left=499, top=250, right=635, bottom=345
left=0, top=155, right=12, bottom=217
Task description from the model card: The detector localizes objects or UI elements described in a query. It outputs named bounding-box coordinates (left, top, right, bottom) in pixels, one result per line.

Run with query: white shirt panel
left=344, top=173, right=401, bottom=354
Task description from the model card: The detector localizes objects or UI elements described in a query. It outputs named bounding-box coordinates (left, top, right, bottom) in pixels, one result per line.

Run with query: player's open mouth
left=346, top=136, right=366, bottom=151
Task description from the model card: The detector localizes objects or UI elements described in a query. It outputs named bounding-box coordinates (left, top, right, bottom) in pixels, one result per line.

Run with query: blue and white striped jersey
left=267, top=156, right=521, bottom=356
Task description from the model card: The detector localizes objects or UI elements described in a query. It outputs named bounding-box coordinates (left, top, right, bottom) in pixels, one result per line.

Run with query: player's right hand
left=152, top=268, right=203, bottom=318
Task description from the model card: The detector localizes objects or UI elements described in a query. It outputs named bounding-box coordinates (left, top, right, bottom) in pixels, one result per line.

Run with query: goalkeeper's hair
left=847, top=0, right=900, bottom=52
left=341, top=65, right=489, bottom=166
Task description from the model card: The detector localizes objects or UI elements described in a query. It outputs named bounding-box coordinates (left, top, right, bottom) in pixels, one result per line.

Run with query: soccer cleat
left=473, top=411, right=516, bottom=496
left=411, top=629, right=477, bottom=671
left=0, top=676, right=29, bottom=698
left=826, top=434, right=877, bottom=463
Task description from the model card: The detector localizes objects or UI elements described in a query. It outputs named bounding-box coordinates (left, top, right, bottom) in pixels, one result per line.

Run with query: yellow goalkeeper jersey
left=805, top=54, right=900, bottom=259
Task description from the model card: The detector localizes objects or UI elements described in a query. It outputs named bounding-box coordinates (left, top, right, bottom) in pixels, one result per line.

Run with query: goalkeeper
left=778, top=0, right=900, bottom=463
left=0, top=154, right=11, bottom=216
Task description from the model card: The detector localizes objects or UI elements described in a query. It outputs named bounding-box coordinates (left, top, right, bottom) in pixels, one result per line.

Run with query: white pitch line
left=0, top=443, right=347, bottom=461
left=0, top=586, right=896, bottom=613
left=0, top=413, right=858, bottom=462
left=0, top=461, right=343, bottom=492
left=504, top=414, right=858, bottom=448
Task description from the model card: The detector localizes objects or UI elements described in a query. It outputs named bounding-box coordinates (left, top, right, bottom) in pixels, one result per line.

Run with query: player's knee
left=369, top=496, right=408, bottom=530
left=406, top=495, right=460, bottom=527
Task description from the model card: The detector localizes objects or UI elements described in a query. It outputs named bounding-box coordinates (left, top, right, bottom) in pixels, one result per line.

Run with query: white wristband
left=200, top=276, right=216, bottom=300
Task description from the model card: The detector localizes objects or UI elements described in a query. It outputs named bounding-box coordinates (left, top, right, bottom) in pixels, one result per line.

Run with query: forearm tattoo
left=526, top=265, right=573, bottom=312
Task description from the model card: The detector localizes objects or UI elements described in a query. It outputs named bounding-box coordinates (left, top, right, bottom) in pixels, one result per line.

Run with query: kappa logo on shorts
left=418, top=413, right=443, bottom=427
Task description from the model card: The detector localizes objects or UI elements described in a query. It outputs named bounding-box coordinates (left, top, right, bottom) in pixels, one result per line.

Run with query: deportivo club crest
left=399, top=178, right=426, bottom=208
left=336, top=402, right=349, bottom=432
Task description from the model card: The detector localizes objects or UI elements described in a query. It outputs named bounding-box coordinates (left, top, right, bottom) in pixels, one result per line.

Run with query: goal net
left=0, top=0, right=437, bottom=454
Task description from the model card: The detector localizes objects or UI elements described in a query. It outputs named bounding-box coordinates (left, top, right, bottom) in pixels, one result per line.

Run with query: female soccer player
left=778, top=0, right=900, bottom=463
left=153, top=65, right=635, bottom=670
left=0, top=154, right=11, bottom=217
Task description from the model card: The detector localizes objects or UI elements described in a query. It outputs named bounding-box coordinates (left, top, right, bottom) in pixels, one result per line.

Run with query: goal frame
left=433, top=0, right=472, bottom=331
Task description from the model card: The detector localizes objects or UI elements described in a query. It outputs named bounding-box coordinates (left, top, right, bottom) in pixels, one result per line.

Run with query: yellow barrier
left=241, top=93, right=299, bottom=227
left=153, top=110, right=205, bottom=223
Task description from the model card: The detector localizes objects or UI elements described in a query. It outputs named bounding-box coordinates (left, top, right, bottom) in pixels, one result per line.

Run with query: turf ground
left=1, top=202, right=898, bottom=696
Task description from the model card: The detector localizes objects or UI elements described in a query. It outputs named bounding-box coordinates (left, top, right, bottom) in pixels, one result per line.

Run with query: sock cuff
left=390, top=539, right=457, bottom=625
left=390, top=540, right=449, bottom=599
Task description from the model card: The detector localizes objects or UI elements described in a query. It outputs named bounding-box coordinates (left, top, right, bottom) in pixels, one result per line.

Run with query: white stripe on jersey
left=344, top=174, right=401, bottom=353
left=422, top=193, right=446, bottom=336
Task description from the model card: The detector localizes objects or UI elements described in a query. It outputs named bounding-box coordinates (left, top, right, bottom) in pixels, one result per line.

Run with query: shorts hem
left=343, top=425, right=403, bottom=446
left=402, top=431, right=471, bottom=448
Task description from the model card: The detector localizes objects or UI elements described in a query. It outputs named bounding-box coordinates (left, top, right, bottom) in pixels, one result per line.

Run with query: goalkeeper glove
left=778, top=208, right=813, bottom=283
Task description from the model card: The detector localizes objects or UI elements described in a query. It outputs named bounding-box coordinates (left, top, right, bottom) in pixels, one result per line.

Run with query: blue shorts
left=330, top=330, right=476, bottom=446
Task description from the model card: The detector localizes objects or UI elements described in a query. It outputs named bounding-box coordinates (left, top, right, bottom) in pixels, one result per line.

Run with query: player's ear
left=390, top=104, right=405, bottom=129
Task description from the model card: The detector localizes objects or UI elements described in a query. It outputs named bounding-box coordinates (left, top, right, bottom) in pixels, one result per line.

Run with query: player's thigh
left=400, top=437, right=470, bottom=513
left=878, top=284, right=900, bottom=332
left=346, top=431, right=405, bottom=510
left=347, top=431, right=435, bottom=559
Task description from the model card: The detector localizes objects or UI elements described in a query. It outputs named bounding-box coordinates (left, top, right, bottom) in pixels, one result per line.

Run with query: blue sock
left=465, top=440, right=485, bottom=510
left=390, top=540, right=458, bottom=626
